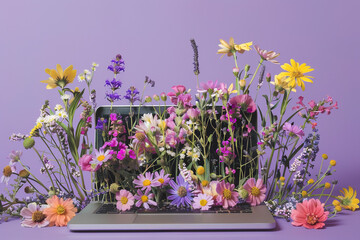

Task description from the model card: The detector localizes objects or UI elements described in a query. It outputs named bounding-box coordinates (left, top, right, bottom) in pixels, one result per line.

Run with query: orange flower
left=43, top=195, right=77, bottom=227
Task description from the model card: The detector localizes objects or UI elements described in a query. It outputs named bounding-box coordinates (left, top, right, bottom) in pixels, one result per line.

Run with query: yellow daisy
left=41, top=64, right=77, bottom=89
left=337, top=186, right=359, bottom=211
left=278, top=59, right=314, bottom=91
left=270, top=74, right=296, bottom=93
left=217, top=38, right=252, bottom=57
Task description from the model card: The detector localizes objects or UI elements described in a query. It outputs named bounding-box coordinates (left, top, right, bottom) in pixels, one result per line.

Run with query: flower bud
left=266, top=73, right=271, bottom=82
left=239, top=79, right=246, bottom=89
left=19, top=169, right=30, bottom=178
left=24, top=186, right=35, bottom=194
left=144, top=96, right=152, bottom=103
left=110, top=183, right=121, bottom=194
left=23, top=137, right=35, bottom=149
left=244, top=64, right=250, bottom=72
left=210, top=173, right=217, bottom=179
left=160, top=92, right=167, bottom=102
left=196, top=166, right=205, bottom=175
left=238, top=187, right=249, bottom=200
left=153, top=94, right=160, bottom=101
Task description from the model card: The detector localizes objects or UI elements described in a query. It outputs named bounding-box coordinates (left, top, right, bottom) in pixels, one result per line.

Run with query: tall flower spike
left=190, top=39, right=200, bottom=75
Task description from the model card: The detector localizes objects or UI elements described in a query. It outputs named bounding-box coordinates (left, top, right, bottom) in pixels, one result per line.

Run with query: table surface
left=0, top=211, right=358, bottom=240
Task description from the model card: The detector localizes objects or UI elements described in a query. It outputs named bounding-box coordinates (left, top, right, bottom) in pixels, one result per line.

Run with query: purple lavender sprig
left=124, top=86, right=140, bottom=104
left=107, top=54, right=125, bottom=74
left=105, top=54, right=125, bottom=104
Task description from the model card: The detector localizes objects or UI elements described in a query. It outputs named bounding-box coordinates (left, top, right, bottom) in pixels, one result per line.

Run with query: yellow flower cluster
left=30, top=123, right=42, bottom=137
left=333, top=187, right=360, bottom=211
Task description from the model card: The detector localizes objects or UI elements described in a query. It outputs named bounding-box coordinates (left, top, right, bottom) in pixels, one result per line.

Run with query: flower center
left=135, top=132, right=146, bottom=142
left=158, top=178, right=164, bottom=184
left=201, top=180, right=209, bottom=187
left=32, top=211, right=46, bottom=223
left=120, top=197, right=128, bottom=205
left=3, top=166, right=12, bottom=177
left=56, top=206, right=66, bottom=215
left=143, top=179, right=151, bottom=186
left=177, top=186, right=188, bottom=197
left=306, top=214, right=318, bottom=225
left=251, top=187, right=260, bottom=197
left=200, top=199, right=208, bottom=207
left=97, top=155, right=105, bottom=161
left=141, top=195, right=148, bottom=203
left=292, top=71, right=303, bottom=78
left=223, top=189, right=232, bottom=200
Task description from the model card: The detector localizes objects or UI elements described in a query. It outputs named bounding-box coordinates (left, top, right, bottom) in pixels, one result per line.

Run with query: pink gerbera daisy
left=20, top=202, right=49, bottom=228
left=216, top=181, right=239, bottom=209
left=243, top=178, right=267, bottom=206
left=133, top=172, right=160, bottom=191
left=116, top=189, right=135, bottom=212
left=193, top=193, right=214, bottom=211
left=291, top=198, right=329, bottom=229
left=134, top=189, right=157, bottom=209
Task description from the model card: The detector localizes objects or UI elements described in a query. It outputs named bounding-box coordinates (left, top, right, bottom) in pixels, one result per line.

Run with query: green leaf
left=280, top=108, right=303, bottom=129
left=288, top=143, right=304, bottom=161
left=68, top=89, right=85, bottom=128
left=75, top=119, right=85, bottom=148
left=280, top=90, right=289, bottom=116
left=271, top=100, right=280, bottom=110
left=257, top=106, right=266, bottom=128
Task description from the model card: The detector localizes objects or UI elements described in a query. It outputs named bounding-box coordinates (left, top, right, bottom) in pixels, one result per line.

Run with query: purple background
left=0, top=0, right=359, bottom=238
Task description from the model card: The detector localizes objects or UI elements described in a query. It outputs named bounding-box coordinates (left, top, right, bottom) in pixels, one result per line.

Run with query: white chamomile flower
left=84, top=69, right=91, bottom=75
left=78, top=73, right=85, bottom=82
left=61, top=94, right=71, bottom=101
left=36, top=117, right=45, bottom=124
left=54, top=104, right=63, bottom=111
left=92, top=62, right=99, bottom=71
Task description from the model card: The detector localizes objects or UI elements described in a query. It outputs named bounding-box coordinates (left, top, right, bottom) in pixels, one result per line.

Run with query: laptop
left=68, top=106, right=276, bottom=231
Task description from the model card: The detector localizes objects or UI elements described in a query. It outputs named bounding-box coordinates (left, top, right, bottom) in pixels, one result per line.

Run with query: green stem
left=244, top=58, right=264, bottom=94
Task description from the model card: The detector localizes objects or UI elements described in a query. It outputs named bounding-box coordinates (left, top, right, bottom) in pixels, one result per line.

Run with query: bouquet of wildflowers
left=0, top=38, right=358, bottom=230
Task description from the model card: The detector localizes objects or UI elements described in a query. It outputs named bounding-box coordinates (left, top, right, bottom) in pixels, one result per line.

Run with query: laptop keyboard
left=95, top=203, right=252, bottom=214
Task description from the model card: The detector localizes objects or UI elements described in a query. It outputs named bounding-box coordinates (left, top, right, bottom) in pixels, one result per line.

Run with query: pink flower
left=178, top=93, right=192, bottom=107
left=198, top=80, right=219, bottom=93
left=229, top=94, right=256, bottom=113
left=116, top=189, right=135, bottom=212
left=283, top=122, right=305, bottom=139
left=117, top=149, right=126, bottom=160
left=109, top=113, right=117, bottom=122
left=133, top=172, right=160, bottom=191
left=193, top=193, right=214, bottom=210
left=291, top=198, right=329, bottom=229
left=254, top=45, right=280, bottom=64
left=79, top=154, right=100, bottom=172
left=216, top=181, right=238, bottom=209
left=186, top=108, right=200, bottom=120
left=20, top=202, right=49, bottom=228
left=167, top=85, right=186, bottom=104
left=154, top=169, right=171, bottom=187
left=225, top=167, right=236, bottom=175
left=243, top=178, right=266, bottom=206
left=134, top=189, right=157, bottom=209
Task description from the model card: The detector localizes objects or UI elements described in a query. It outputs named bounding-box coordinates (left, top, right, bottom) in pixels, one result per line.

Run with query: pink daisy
left=133, top=172, right=160, bottom=191
left=20, top=202, right=49, bottom=228
left=154, top=169, right=171, bottom=187
left=216, top=181, right=239, bottom=209
left=116, top=189, right=135, bottom=212
left=228, top=94, right=256, bottom=113
left=90, top=149, right=112, bottom=167
left=291, top=198, right=329, bottom=229
left=283, top=122, right=305, bottom=139
left=193, top=193, right=214, bottom=211
left=243, top=178, right=267, bottom=206
left=134, top=189, right=157, bottom=209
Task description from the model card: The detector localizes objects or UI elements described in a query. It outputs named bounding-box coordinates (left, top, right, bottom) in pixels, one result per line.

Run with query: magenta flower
left=154, top=169, right=171, bottom=187
left=79, top=154, right=100, bottom=172
left=186, top=108, right=200, bottom=120
left=167, top=85, right=186, bottom=104
left=283, top=122, right=305, bottom=139
left=193, top=193, right=214, bottom=210
left=178, top=93, right=192, bottom=107
left=117, top=149, right=126, bottom=160
left=228, top=94, right=256, bottom=113
left=109, top=113, right=117, bottom=122
left=198, top=80, right=219, bottom=93
left=165, top=129, right=179, bottom=148
left=134, top=189, right=157, bottom=209
left=243, top=178, right=266, bottom=206
left=116, top=189, right=135, bottom=212
left=133, top=172, right=160, bottom=191
left=254, top=45, right=280, bottom=64
left=20, top=202, right=49, bottom=228
left=216, top=181, right=238, bottom=209
left=291, top=199, right=329, bottom=229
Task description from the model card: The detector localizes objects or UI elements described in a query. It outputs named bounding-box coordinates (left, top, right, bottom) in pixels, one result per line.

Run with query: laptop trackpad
left=134, top=214, right=236, bottom=224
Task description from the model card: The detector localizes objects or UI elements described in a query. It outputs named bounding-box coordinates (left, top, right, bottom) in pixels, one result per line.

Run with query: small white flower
left=91, top=62, right=99, bottom=71
left=54, top=104, right=63, bottom=111
left=61, top=94, right=71, bottom=101
left=159, top=147, right=165, bottom=152
left=78, top=73, right=85, bottom=82
left=36, top=117, right=45, bottom=124
left=84, top=69, right=91, bottom=75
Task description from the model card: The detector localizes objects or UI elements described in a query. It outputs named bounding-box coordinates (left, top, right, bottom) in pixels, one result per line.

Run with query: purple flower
left=95, top=118, right=107, bottom=130
left=168, top=175, right=193, bottom=207
left=108, top=54, right=125, bottom=74
left=124, top=86, right=140, bottom=104
left=134, top=189, right=157, bottom=209
left=106, top=92, right=121, bottom=102
left=105, top=78, right=122, bottom=90
left=154, top=169, right=171, bottom=187
left=8, top=150, right=22, bottom=163
left=283, top=122, right=305, bottom=139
